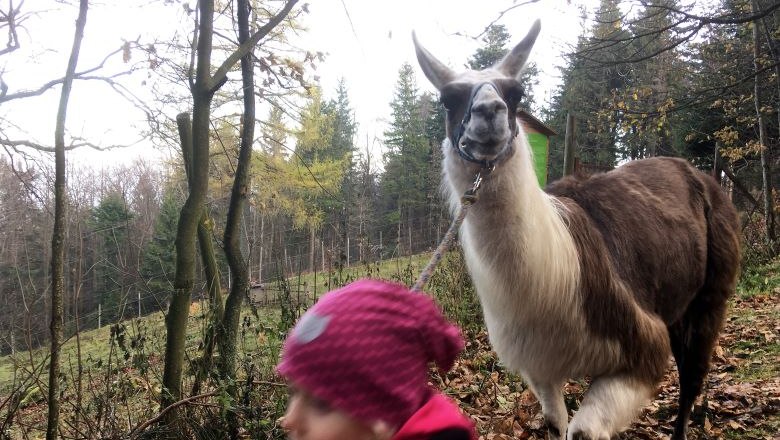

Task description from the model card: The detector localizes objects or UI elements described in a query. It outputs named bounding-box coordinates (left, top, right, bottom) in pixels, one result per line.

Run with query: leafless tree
left=47, top=1, right=88, bottom=438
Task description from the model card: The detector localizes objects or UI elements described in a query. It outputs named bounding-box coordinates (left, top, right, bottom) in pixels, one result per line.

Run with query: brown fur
left=547, top=157, right=740, bottom=433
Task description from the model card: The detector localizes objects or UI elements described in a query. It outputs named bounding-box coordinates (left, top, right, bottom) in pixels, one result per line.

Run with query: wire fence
left=0, top=212, right=452, bottom=356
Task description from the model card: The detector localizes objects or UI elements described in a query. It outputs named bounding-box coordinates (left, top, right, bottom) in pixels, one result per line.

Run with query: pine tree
left=325, top=79, right=358, bottom=262
left=421, top=92, right=448, bottom=248
left=467, top=24, right=539, bottom=110
left=545, top=0, right=633, bottom=176
left=620, top=0, right=685, bottom=159
left=381, top=63, right=430, bottom=254
left=90, top=192, right=133, bottom=322
left=468, top=25, right=512, bottom=70
left=292, top=86, right=348, bottom=269
left=140, top=186, right=181, bottom=313
left=325, top=78, right=357, bottom=163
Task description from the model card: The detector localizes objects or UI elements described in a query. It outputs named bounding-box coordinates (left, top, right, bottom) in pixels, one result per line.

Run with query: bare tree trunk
left=163, top=0, right=298, bottom=415
left=73, top=219, right=84, bottom=430
left=176, top=113, right=223, bottom=398
left=162, top=0, right=216, bottom=413
left=218, top=0, right=255, bottom=435
left=258, top=214, right=264, bottom=282
left=47, top=1, right=88, bottom=438
left=563, top=113, right=576, bottom=176
left=309, top=227, right=316, bottom=272
left=753, top=0, right=776, bottom=245
left=756, top=0, right=780, bottom=142
left=396, top=211, right=401, bottom=256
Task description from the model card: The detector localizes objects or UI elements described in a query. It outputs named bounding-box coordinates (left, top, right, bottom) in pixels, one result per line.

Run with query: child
left=277, top=279, right=477, bottom=440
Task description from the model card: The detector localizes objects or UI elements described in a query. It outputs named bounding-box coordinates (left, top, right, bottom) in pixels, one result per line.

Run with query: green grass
left=728, top=258, right=780, bottom=382
left=737, top=257, right=780, bottom=298
left=727, top=299, right=780, bottom=382
left=722, top=418, right=780, bottom=440
left=0, top=252, right=442, bottom=438
left=282, top=252, right=432, bottom=297
left=0, top=252, right=434, bottom=392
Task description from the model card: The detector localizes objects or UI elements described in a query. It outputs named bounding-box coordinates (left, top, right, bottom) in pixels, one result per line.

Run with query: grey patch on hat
left=293, top=312, right=330, bottom=344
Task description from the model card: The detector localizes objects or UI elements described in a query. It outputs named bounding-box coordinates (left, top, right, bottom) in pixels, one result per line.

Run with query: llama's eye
left=508, top=85, right=524, bottom=103
left=440, top=84, right=469, bottom=112
left=503, top=83, right=525, bottom=108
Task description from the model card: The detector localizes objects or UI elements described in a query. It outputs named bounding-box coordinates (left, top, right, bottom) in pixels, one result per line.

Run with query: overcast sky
left=302, top=0, right=591, bottom=152
left=1, top=0, right=595, bottom=167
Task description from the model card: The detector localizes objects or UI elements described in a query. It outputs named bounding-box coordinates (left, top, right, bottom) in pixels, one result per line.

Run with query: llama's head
left=413, top=20, right=540, bottom=168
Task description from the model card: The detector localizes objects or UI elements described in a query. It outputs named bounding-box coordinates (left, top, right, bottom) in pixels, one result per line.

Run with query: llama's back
left=546, top=156, right=739, bottom=326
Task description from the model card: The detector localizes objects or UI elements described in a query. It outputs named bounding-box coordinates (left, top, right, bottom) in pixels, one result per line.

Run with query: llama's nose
left=471, top=99, right=505, bottom=121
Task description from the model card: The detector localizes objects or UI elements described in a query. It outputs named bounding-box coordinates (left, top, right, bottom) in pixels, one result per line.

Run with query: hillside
left=1, top=253, right=778, bottom=439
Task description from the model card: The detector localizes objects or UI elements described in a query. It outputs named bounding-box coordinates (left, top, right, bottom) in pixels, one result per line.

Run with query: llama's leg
left=566, top=374, right=654, bottom=440
left=524, top=376, right=567, bottom=440
left=668, top=291, right=729, bottom=440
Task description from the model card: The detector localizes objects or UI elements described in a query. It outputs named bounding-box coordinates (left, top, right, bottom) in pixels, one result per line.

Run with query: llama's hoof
left=567, top=430, right=610, bottom=440
left=544, top=420, right=562, bottom=439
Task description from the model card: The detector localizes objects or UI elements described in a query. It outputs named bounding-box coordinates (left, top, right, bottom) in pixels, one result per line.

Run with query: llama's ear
left=412, top=31, right=454, bottom=90
left=495, top=19, right=541, bottom=79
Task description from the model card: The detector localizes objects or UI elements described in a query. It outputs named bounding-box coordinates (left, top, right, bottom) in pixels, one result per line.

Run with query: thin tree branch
left=0, top=43, right=133, bottom=103
left=208, top=0, right=298, bottom=93
left=0, top=135, right=144, bottom=153
left=455, top=0, right=541, bottom=40
left=127, top=391, right=218, bottom=438
left=573, top=1, right=780, bottom=66
left=647, top=0, right=780, bottom=25
left=0, top=0, right=23, bottom=57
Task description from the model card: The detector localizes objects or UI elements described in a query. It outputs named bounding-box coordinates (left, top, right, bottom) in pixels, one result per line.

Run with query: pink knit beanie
left=277, top=279, right=464, bottom=429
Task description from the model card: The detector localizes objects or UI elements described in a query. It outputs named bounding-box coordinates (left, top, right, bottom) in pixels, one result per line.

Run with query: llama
left=413, top=20, right=740, bottom=440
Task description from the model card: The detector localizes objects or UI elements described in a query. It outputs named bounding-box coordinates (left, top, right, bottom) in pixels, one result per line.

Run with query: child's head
left=277, top=279, right=464, bottom=439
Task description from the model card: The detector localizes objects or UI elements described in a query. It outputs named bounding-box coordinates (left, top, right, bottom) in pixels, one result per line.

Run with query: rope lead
left=411, top=171, right=488, bottom=292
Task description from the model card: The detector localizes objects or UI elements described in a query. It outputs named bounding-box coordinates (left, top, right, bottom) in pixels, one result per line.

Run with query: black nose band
left=453, top=82, right=496, bottom=150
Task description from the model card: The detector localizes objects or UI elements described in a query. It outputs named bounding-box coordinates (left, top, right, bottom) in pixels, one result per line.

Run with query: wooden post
left=397, top=219, right=401, bottom=255
left=258, top=214, right=264, bottom=283
left=346, top=236, right=350, bottom=267
left=563, top=112, right=576, bottom=176
left=137, top=289, right=141, bottom=319
left=713, top=142, right=721, bottom=179
left=98, top=304, right=101, bottom=329
left=408, top=225, right=412, bottom=256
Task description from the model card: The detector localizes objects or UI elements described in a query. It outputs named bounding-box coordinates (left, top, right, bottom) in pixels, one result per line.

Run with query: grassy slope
left=2, top=253, right=778, bottom=439
left=0, top=253, right=432, bottom=391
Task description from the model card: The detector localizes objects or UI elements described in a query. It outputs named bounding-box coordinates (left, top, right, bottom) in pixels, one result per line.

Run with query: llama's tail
left=667, top=174, right=740, bottom=438
left=693, top=174, right=741, bottom=322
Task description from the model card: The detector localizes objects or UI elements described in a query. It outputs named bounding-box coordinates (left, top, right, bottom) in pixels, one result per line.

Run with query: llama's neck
left=443, top=135, right=581, bottom=314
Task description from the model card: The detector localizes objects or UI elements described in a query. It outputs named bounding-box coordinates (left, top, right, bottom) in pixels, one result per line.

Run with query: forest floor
left=442, top=283, right=780, bottom=439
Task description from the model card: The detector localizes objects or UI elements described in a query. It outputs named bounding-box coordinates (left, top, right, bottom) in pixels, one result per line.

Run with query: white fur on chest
left=461, top=228, right=622, bottom=379
left=446, top=140, right=621, bottom=380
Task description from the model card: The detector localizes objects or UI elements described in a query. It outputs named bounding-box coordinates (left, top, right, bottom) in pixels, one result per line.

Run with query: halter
left=411, top=82, right=523, bottom=293
left=451, top=81, right=521, bottom=170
